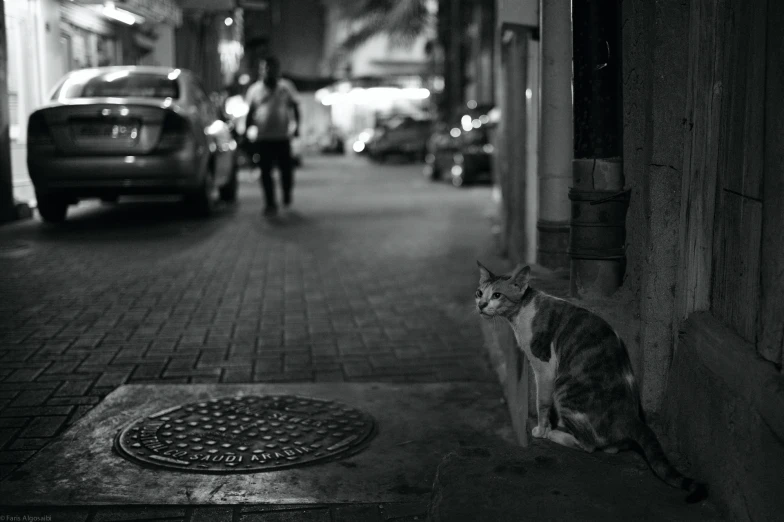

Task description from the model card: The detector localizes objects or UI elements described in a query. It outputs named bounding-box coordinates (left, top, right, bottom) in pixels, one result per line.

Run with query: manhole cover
left=114, top=395, right=376, bottom=473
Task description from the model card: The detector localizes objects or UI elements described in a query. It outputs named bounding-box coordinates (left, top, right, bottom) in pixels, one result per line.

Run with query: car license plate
left=75, top=120, right=140, bottom=141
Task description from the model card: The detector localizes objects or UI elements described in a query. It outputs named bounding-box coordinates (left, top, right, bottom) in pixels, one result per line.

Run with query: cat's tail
left=630, top=421, right=708, bottom=503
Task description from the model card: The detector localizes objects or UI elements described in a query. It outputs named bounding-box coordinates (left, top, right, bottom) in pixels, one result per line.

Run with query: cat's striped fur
left=476, top=261, right=707, bottom=503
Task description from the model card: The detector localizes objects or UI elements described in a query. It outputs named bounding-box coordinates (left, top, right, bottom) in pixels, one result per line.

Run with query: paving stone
left=92, top=506, right=187, bottom=521
left=381, top=501, right=429, bottom=520
left=8, top=389, right=52, bottom=407
left=55, top=379, right=96, bottom=397
left=0, top=449, right=36, bottom=464
left=332, top=504, right=384, bottom=521
left=18, top=415, right=68, bottom=438
left=239, top=509, right=331, bottom=522
left=0, top=508, right=90, bottom=521
left=190, top=506, right=234, bottom=522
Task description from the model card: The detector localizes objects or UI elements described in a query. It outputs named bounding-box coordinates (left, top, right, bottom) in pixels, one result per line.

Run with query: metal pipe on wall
left=537, top=0, right=573, bottom=269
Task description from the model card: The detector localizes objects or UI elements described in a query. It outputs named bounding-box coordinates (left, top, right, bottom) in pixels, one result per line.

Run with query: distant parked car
left=449, top=125, right=494, bottom=187
left=446, top=107, right=496, bottom=187
left=423, top=121, right=459, bottom=181
left=366, top=116, right=432, bottom=162
left=28, top=66, right=237, bottom=222
left=318, top=125, right=344, bottom=154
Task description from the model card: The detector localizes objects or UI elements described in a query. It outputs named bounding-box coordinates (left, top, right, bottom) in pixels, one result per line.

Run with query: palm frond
left=334, top=0, right=431, bottom=53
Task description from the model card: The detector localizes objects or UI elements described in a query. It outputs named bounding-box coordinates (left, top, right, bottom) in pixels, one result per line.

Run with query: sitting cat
left=475, top=261, right=707, bottom=503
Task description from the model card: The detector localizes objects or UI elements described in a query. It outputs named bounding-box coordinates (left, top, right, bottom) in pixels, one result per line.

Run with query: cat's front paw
left=532, top=425, right=551, bottom=438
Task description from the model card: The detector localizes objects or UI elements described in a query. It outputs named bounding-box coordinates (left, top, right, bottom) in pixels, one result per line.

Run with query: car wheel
left=219, top=161, right=238, bottom=203
left=185, top=171, right=214, bottom=217
left=36, top=193, right=69, bottom=223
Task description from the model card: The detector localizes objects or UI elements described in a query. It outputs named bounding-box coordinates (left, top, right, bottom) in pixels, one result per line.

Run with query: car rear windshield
left=53, top=71, right=180, bottom=100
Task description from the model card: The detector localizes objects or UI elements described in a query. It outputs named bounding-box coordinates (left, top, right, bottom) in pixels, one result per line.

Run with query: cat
left=475, top=261, right=707, bottom=503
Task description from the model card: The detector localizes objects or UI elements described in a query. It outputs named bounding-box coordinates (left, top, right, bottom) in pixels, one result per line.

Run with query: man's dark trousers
left=255, top=139, right=294, bottom=208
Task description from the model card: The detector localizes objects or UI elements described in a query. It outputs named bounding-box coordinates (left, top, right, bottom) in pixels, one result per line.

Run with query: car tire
left=37, top=193, right=68, bottom=223
left=219, top=161, right=238, bottom=203
left=185, top=172, right=214, bottom=218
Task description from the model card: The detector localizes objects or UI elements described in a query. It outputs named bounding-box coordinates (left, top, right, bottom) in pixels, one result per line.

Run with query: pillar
left=0, top=0, right=16, bottom=223
left=537, top=0, right=572, bottom=269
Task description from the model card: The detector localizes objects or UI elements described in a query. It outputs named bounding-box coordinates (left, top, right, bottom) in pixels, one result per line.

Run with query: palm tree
left=332, top=0, right=435, bottom=52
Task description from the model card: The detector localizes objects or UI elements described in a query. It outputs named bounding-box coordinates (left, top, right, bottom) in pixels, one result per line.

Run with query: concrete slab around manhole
left=0, top=382, right=513, bottom=505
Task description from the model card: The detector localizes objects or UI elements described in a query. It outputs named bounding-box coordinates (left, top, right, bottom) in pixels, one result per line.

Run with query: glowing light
left=124, top=156, right=136, bottom=163
left=353, top=141, right=366, bottom=153
left=119, top=107, right=129, bottom=116
left=224, top=95, right=249, bottom=118
left=224, top=17, right=233, bottom=26
left=238, top=74, right=250, bottom=86
left=467, top=100, right=477, bottom=109
left=358, top=130, right=373, bottom=142
left=479, top=114, right=489, bottom=124
left=168, top=69, right=181, bottom=81
left=460, top=114, right=472, bottom=130
left=451, top=165, right=463, bottom=176
left=449, top=128, right=461, bottom=138
left=472, top=118, right=482, bottom=128
left=104, top=70, right=130, bottom=83
left=103, top=2, right=142, bottom=25
left=482, top=144, right=495, bottom=154
left=526, top=88, right=533, bottom=100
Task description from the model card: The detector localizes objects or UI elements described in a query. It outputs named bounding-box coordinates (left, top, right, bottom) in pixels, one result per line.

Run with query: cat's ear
left=508, top=264, right=531, bottom=290
left=477, top=260, right=494, bottom=284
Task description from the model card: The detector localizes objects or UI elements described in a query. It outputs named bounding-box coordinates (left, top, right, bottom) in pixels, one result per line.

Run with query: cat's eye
left=492, top=292, right=501, bottom=299
left=475, top=289, right=482, bottom=298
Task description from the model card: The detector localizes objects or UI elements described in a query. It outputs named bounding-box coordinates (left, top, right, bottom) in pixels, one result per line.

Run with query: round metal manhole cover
left=114, top=395, right=375, bottom=473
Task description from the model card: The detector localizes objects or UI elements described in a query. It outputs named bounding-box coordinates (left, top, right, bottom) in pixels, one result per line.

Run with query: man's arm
left=290, top=99, right=301, bottom=137
left=243, top=84, right=257, bottom=136
left=282, top=79, right=301, bottom=137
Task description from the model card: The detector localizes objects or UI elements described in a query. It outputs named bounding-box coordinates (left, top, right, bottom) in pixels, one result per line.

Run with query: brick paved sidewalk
left=0, top=156, right=499, bottom=516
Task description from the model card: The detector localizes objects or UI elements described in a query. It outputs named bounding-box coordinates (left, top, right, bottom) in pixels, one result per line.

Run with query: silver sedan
left=27, top=66, right=237, bottom=222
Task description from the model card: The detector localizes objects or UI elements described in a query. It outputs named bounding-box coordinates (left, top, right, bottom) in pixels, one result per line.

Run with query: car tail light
left=156, top=112, right=191, bottom=151
left=27, top=112, right=56, bottom=150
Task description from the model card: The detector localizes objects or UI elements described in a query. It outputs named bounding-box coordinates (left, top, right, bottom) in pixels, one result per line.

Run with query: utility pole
left=0, top=0, right=16, bottom=223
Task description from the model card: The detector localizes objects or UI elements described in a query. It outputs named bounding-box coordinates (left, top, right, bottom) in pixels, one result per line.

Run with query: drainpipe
left=537, top=0, right=573, bottom=270
left=569, top=0, right=625, bottom=298
left=0, top=0, right=16, bottom=223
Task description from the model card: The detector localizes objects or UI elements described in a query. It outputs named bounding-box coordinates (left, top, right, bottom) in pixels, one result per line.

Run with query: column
left=537, top=0, right=572, bottom=269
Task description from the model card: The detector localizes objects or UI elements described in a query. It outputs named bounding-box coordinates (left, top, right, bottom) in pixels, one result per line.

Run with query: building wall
left=621, top=0, right=689, bottom=411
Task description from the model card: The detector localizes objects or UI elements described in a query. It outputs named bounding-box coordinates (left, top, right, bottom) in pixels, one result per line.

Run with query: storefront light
left=460, top=115, right=473, bottom=132
left=225, top=17, right=234, bottom=27
left=103, top=2, right=144, bottom=26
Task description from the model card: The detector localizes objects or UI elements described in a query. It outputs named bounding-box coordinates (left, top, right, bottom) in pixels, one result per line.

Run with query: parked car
left=423, top=121, right=459, bottom=181
left=446, top=107, right=496, bottom=187
left=27, top=66, right=237, bottom=222
left=319, top=125, right=345, bottom=154
left=449, top=125, right=494, bottom=187
left=366, top=116, right=432, bottom=162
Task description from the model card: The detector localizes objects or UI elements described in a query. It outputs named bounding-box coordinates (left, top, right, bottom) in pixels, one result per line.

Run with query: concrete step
left=428, top=440, right=724, bottom=522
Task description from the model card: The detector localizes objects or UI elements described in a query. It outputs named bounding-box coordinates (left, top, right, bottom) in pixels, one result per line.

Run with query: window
left=53, top=71, right=181, bottom=100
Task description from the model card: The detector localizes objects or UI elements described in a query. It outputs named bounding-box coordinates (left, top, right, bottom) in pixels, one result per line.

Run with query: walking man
left=244, top=56, right=301, bottom=216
